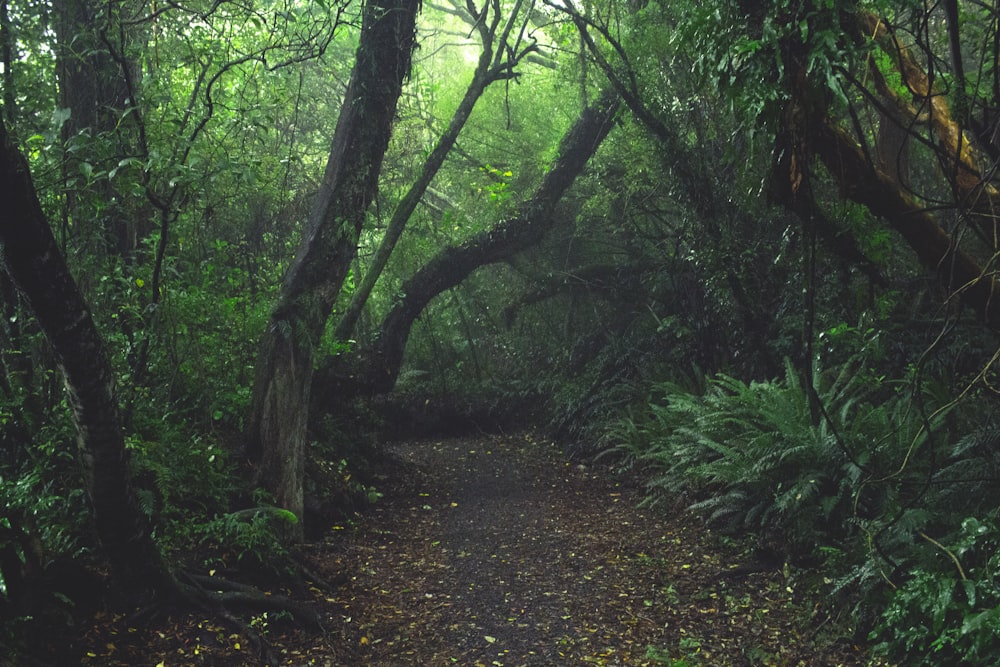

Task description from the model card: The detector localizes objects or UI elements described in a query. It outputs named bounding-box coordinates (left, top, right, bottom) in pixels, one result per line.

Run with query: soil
left=72, top=432, right=872, bottom=666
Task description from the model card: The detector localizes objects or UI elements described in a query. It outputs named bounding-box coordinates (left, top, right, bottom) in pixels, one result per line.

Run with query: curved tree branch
left=316, top=87, right=621, bottom=397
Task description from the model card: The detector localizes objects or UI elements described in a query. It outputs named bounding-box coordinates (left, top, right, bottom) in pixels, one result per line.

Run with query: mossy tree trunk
left=244, top=0, right=420, bottom=534
left=801, top=11, right=1000, bottom=330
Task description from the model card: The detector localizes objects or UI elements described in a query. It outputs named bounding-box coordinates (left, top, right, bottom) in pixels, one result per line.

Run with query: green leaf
left=274, top=509, right=299, bottom=524
left=962, top=607, right=1000, bottom=635
left=962, top=579, right=977, bottom=607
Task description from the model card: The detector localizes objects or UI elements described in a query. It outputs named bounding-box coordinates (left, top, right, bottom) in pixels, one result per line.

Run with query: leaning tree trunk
left=806, top=11, right=1000, bottom=329
left=244, top=0, right=419, bottom=533
left=815, top=118, right=1000, bottom=329
left=0, top=117, right=174, bottom=603
left=315, top=89, right=621, bottom=398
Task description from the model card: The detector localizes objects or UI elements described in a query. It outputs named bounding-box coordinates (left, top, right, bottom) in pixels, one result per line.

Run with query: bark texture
left=245, top=0, right=419, bottom=530
left=0, top=118, right=173, bottom=602
left=56, top=0, right=140, bottom=257
left=815, top=119, right=1000, bottom=329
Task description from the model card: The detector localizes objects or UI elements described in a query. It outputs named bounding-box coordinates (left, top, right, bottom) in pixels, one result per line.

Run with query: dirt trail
left=74, top=432, right=868, bottom=665
left=322, top=433, right=866, bottom=666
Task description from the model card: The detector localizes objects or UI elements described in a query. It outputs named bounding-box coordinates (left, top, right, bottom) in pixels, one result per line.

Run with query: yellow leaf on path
left=484, top=635, right=497, bottom=643
left=360, top=636, right=370, bottom=645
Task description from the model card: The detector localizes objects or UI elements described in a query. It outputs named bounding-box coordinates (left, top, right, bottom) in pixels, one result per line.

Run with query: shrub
left=196, top=504, right=299, bottom=578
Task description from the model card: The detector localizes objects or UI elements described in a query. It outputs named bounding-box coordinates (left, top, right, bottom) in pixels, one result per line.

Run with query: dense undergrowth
left=599, top=349, right=1000, bottom=665
left=0, top=246, right=378, bottom=659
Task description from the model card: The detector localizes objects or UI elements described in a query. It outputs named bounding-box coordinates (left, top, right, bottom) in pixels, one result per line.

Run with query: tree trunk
left=316, top=88, right=621, bottom=397
left=333, top=0, right=537, bottom=342
left=56, top=0, right=139, bottom=258
left=857, top=11, right=1000, bottom=248
left=815, top=118, right=1000, bottom=329
left=1, top=0, right=15, bottom=124
left=0, top=117, right=173, bottom=604
left=244, top=0, right=419, bottom=533
left=795, top=10, right=1000, bottom=329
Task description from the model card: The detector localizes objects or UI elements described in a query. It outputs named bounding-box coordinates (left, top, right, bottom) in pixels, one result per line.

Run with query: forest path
left=317, top=432, right=865, bottom=666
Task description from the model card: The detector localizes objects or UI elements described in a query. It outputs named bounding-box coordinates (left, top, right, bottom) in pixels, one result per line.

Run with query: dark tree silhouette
left=0, top=116, right=173, bottom=604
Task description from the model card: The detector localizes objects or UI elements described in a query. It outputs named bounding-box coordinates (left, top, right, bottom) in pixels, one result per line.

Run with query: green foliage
left=478, top=164, right=515, bottom=207
left=603, top=344, right=1000, bottom=664
left=871, top=517, right=1000, bottom=665
left=0, top=468, right=89, bottom=563
left=7, top=0, right=1000, bottom=662
left=673, top=0, right=853, bottom=137
left=0, top=403, right=89, bottom=575
left=196, top=504, right=298, bottom=577
left=145, top=238, right=271, bottom=429
left=605, top=358, right=892, bottom=559
left=127, top=432, right=237, bottom=522
left=308, top=405, right=386, bottom=506
left=644, top=644, right=695, bottom=666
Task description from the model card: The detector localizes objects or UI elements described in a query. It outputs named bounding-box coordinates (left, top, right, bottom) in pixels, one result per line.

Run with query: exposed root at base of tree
left=183, top=573, right=323, bottom=630
left=168, top=571, right=325, bottom=665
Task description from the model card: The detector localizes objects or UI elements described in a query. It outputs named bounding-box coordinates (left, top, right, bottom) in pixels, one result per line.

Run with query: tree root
left=184, top=572, right=323, bottom=631
left=118, top=570, right=329, bottom=666
left=296, top=559, right=349, bottom=592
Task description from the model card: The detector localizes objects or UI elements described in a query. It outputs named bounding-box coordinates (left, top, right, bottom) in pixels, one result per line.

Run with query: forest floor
left=75, top=432, right=874, bottom=666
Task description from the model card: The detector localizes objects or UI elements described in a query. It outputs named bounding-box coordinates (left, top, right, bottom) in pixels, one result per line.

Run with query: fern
left=196, top=505, right=296, bottom=576
left=605, top=356, right=947, bottom=561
